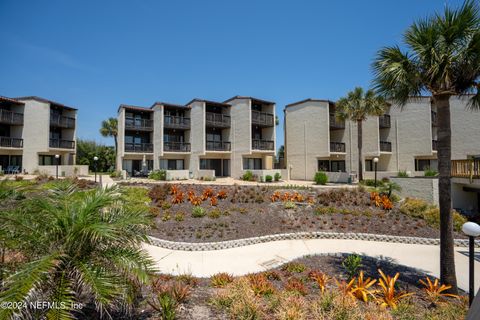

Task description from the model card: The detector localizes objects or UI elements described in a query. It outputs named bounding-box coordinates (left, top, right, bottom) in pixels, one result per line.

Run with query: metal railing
left=49, top=139, right=75, bottom=149
left=431, top=111, right=437, bottom=126
left=206, top=112, right=230, bottom=128
left=432, top=140, right=438, bottom=151
left=451, top=159, right=480, bottom=179
left=330, top=142, right=346, bottom=153
left=252, top=139, right=274, bottom=150
left=124, top=142, right=153, bottom=153
left=0, top=109, right=23, bottom=125
left=251, top=110, right=274, bottom=126
left=329, top=114, right=345, bottom=129
left=164, top=116, right=190, bottom=129
left=163, top=142, right=191, bottom=152
left=379, top=114, right=391, bottom=128
left=380, top=141, right=392, bottom=152
left=0, top=136, right=23, bottom=148
left=206, top=140, right=231, bottom=151
left=125, top=117, right=154, bottom=130
left=50, top=114, right=75, bottom=128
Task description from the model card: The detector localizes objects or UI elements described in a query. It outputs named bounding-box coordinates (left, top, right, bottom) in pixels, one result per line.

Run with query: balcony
left=163, top=142, right=191, bottom=152
left=329, top=114, right=345, bottom=130
left=206, top=112, right=230, bottom=128
left=330, top=142, right=346, bottom=153
left=379, top=114, right=391, bottom=128
left=251, top=110, right=274, bottom=127
left=49, top=139, right=75, bottom=149
left=164, top=116, right=190, bottom=130
left=432, top=140, right=438, bottom=151
left=0, top=109, right=23, bottom=125
left=206, top=140, right=231, bottom=151
left=50, top=114, right=75, bottom=129
left=380, top=141, right=392, bottom=152
left=125, top=117, right=153, bottom=131
left=125, top=142, right=153, bottom=153
left=431, top=111, right=437, bottom=127
left=252, top=139, right=274, bottom=151
left=0, top=136, right=23, bottom=148
left=451, top=159, right=480, bottom=179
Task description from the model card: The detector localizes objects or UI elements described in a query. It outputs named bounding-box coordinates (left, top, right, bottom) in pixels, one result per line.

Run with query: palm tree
left=336, top=87, right=388, bottom=181
left=100, top=118, right=118, bottom=156
left=0, top=182, right=156, bottom=319
left=372, top=0, right=480, bottom=293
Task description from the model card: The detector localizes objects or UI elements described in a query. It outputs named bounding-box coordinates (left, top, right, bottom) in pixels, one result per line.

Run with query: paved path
left=143, top=239, right=480, bottom=292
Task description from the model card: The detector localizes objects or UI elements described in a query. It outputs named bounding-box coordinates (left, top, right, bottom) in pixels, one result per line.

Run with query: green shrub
left=265, top=175, right=273, bottom=182
left=424, top=167, right=439, bottom=177
left=109, top=171, right=122, bottom=178
left=274, top=172, right=281, bottom=181
left=284, top=201, right=296, bottom=209
left=397, top=170, right=408, bottom=177
left=242, top=170, right=254, bottom=181
left=342, top=254, right=362, bottom=280
left=208, top=208, right=222, bottom=219
left=192, top=206, right=206, bottom=218
left=282, top=262, right=306, bottom=273
left=314, top=171, right=328, bottom=185
left=149, top=170, right=166, bottom=180
left=361, top=179, right=385, bottom=187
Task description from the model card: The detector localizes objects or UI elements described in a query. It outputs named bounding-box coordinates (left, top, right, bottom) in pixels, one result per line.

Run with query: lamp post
left=462, top=221, right=480, bottom=306
left=373, top=157, right=379, bottom=188
left=93, top=156, right=99, bottom=183
left=55, top=154, right=60, bottom=179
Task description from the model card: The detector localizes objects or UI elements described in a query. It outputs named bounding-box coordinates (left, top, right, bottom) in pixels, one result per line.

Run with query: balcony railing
left=380, top=141, right=392, bottom=152
left=206, top=112, right=230, bottom=128
left=431, top=111, right=437, bottom=126
left=125, top=142, right=153, bottom=153
left=379, top=114, right=391, bottom=128
left=0, top=109, right=23, bottom=125
left=49, top=139, right=75, bottom=149
left=330, top=142, right=346, bottom=153
left=163, top=142, right=191, bottom=152
left=206, top=140, right=231, bottom=151
left=125, top=117, right=153, bottom=130
left=451, top=159, right=480, bottom=179
left=432, top=140, right=438, bottom=151
left=164, top=116, right=190, bottom=129
left=251, top=110, right=274, bottom=127
left=50, top=114, right=75, bottom=129
left=252, top=139, right=274, bottom=150
left=0, top=136, right=23, bottom=148
left=329, top=114, right=345, bottom=130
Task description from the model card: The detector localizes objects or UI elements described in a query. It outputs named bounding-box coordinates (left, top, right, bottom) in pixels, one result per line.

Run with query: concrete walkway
left=143, top=239, right=480, bottom=292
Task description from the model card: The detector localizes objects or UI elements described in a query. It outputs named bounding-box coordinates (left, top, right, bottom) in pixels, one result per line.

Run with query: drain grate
left=259, top=255, right=287, bottom=269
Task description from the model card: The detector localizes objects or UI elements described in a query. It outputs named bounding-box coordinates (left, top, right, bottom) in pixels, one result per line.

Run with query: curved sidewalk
left=143, top=238, right=480, bottom=292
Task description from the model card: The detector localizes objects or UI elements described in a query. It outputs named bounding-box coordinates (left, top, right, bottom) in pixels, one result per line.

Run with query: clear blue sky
left=0, top=0, right=464, bottom=149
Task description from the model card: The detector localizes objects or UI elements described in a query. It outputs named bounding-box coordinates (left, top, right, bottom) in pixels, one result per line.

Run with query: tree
left=77, top=139, right=116, bottom=172
left=100, top=118, right=118, bottom=156
left=0, top=183, right=156, bottom=318
left=372, top=0, right=480, bottom=293
left=336, top=87, right=388, bottom=181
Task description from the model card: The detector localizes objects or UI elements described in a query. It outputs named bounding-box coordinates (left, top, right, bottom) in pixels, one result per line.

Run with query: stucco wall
left=188, top=101, right=205, bottom=176
left=450, top=96, right=480, bottom=159
left=229, top=98, right=251, bottom=178
left=391, top=177, right=439, bottom=205
left=152, top=104, right=163, bottom=169
left=36, top=165, right=89, bottom=177
left=116, top=108, right=125, bottom=171
left=166, top=170, right=189, bottom=181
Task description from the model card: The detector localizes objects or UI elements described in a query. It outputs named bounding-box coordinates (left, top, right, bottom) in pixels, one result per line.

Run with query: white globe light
left=93, top=156, right=99, bottom=161
left=373, top=157, right=379, bottom=163
left=55, top=154, right=60, bottom=159
left=462, top=222, right=480, bottom=237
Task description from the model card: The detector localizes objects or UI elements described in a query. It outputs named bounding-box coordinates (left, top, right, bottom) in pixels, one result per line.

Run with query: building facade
left=116, top=96, right=277, bottom=179
left=0, top=96, right=80, bottom=175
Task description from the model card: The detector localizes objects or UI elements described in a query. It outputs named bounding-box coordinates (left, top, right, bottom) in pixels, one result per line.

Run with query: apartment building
left=0, top=95, right=80, bottom=175
left=116, top=96, right=277, bottom=179
left=285, top=96, right=480, bottom=181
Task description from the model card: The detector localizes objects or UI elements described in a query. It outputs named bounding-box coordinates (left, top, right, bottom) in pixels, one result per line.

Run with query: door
left=222, top=159, right=230, bottom=177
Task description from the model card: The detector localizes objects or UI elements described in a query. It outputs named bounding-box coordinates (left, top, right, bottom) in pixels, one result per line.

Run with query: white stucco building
left=116, top=96, right=277, bottom=179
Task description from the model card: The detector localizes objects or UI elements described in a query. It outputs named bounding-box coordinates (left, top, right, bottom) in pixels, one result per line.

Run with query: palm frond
left=45, top=272, right=76, bottom=320
left=101, top=247, right=157, bottom=284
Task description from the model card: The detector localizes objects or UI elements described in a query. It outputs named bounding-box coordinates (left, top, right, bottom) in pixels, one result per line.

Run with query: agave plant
left=419, top=276, right=459, bottom=304
left=0, top=183, right=156, bottom=319
left=351, top=271, right=377, bottom=302
left=376, top=269, right=413, bottom=309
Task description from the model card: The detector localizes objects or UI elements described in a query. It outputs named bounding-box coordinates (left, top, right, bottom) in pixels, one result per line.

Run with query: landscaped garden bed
left=136, top=183, right=467, bottom=243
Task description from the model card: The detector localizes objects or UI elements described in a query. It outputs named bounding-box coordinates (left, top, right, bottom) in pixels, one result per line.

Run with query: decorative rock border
left=149, top=231, right=480, bottom=251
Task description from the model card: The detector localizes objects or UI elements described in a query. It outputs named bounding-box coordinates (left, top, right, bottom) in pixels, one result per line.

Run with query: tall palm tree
left=0, top=182, right=156, bottom=319
left=336, top=87, right=388, bottom=181
left=100, top=118, right=118, bottom=156
left=372, top=0, right=480, bottom=293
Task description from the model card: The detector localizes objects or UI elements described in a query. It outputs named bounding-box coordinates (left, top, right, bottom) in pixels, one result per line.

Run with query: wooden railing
left=125, top=117, right=154, bottom=130
left=206, top=112, right=230, bottom=128
left=451, top=159, right=480, bottom=180
left=330, top=142, right=346, bottom=153
left=0, top=109, right=23, bottom=125
left=0, top=136, right=23, bottom=148
left=329, top=113, right=345, bottom=130
left=163, top=142, right=191, bottom=152
left=251, top=110, right=274, bottom=126
left=252, top=139, right=274, bottom=150
left=50, top=114, right=75, bottom=128
left=164, top=116, right=190, bottom=129
left=124, top=142, right=153, bottom=153
left=49, top=139, right=75, bottom=149
left=206, top=141, right=231, bottom=151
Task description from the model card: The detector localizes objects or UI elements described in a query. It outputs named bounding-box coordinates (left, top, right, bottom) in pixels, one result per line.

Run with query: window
left=318, top=160, right=329, bottom=172
left=206, top=128, right=222, bottom=142
left=317, top=160, right=346, bottom=172
left=39, top=155, right=61, bottom=165
left=243, top=158, right=262, bottom=170
left=252, top=103, right=262, bottom=112
left=160, top=159, right=184, bottom=170
left=365, top=160, right=373, bottom=171
left=252, top=127, right=262, bottom=140
left=415, top=159, right=431, bottom=171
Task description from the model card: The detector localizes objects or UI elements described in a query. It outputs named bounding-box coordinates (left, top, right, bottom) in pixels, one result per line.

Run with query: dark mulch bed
left=143, top=184, right=465, bottom=243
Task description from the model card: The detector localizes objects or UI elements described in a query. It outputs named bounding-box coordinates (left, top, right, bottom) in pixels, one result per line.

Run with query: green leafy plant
left=284, top=201, right=296, bottom=210
left=211, top=272, right=234, bottom=287
left=397, top=170, right=408, bottom=177
left=242, top=170, right=254, bottom=181
left=342, top=254, right=363, bottom=280
left=192, top=206, right=206, bottom=218
left=265, top=175, right=273, bottom=183
left=148, top=292, right=177, bottom=320
left=274, top=172, right=281, bottom=182
left=424, top=167, right=439, bottom=177
left=282, top=262, right=306, bottom=273
left=149, top=170, right=167, bottom=181
left=314, top=171, right=328, bottom=185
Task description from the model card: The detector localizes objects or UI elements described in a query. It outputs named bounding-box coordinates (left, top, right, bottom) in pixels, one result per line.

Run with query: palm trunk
left=434, top=94, right=458, bottom=294
left=357, top=120, right=363, bottom=181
